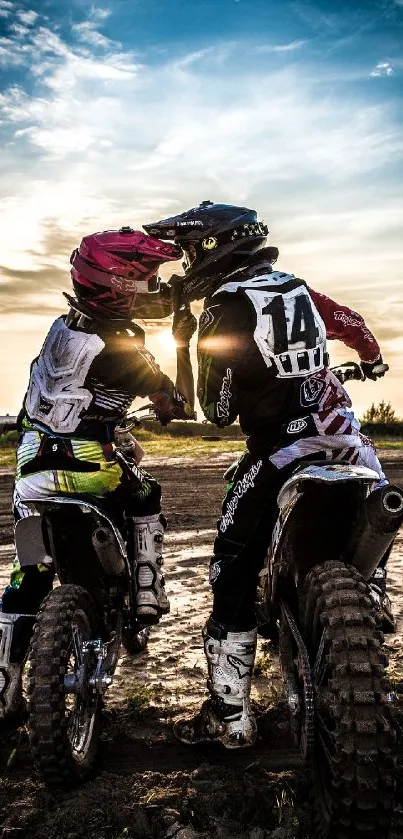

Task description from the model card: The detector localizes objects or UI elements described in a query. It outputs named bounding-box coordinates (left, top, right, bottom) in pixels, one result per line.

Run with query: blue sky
left=0, top=0, right=402, bottom=415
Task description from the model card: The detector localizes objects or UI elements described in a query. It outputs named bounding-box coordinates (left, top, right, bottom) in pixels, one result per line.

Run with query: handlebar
left=371, top=363, right=389, bottom=377
left=331, top=361, right=389, bottom=384
left=117, top=405, right=157, bottom=431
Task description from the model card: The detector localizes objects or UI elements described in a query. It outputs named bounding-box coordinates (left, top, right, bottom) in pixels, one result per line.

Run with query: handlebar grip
left=372, top=363, right=389, bottom=376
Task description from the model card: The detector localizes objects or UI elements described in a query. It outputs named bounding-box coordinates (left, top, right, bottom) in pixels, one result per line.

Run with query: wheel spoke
left=72, top=626, right=83, bottom=667
left=315, top=709, right=336, bottom=768
left=313, top=629, right=327, bottom=685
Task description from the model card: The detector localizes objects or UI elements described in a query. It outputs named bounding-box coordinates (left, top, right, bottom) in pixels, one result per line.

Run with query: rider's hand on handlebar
left=361, top=355, right=389, bottom=381
left=155, top=400, right=193, bottom=425
left=150, top=389, right=192, bottom=426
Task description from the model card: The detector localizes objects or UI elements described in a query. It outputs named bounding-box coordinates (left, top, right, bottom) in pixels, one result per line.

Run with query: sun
left=157, top=329, right=177, bottom=354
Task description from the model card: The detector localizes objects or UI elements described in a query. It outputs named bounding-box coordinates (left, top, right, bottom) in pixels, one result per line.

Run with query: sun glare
left=157, top=330, right=177, bottom=354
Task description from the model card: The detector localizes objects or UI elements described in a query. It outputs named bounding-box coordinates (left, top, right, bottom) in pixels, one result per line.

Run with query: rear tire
left=27, top=584, right=102, bottom=790
left=300, top=560, right=395, bottom=838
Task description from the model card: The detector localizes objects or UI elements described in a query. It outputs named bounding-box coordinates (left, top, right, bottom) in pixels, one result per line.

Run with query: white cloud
left=89, top=7, right=111, bottom=22
left=0, top=40, right=24, bottom=66
left=173, top=47, right=215, bottom=69
left=72, top=21, right=117, bottom=49
left=254, top=39, right=306, bottom=54
left=11, top=22, right=29, bottom=37
left=72, top=7, right=116, bottom=50
left=370, top=61, right=394, bottom=77
left=17, top=9, right=38, bottom=25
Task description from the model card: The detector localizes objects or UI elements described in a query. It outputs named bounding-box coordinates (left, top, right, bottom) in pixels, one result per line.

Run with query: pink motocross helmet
left=70, top=227, right=182, bottom=320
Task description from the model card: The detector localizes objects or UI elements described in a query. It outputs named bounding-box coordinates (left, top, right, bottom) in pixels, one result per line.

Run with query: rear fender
left=15, top=515, right=53, bottom=568
left=277, top=463, right=379, bottom=511
left=269, top=463, right=379, bottom=596
left=15, top=498, right=127, bottom=590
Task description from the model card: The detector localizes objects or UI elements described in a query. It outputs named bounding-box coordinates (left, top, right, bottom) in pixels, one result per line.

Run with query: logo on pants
left=209, top=561, right=221, bottom=583
left=219, top=460, right=263, bottom=533
left=287, top=418, right=308, bottom=434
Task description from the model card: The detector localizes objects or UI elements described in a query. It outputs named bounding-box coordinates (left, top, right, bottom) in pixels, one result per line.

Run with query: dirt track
left=0, top=449, right=402, bottom=839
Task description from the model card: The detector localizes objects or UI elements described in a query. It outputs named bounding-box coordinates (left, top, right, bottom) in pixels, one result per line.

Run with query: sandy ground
left=0, top=449, right=402, bottom=839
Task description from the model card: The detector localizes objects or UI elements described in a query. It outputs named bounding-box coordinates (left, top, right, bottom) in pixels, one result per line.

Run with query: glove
left=150, top=389, right=189, bottom=426
left=172, top=307, right=197, bottom=346
left=361, top=355, right=388, bottom=381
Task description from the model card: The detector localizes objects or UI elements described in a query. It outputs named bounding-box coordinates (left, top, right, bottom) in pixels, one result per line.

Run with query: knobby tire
left=27, top=584, right=102, bottom=791
left=300, top=560, right=395, bottom=839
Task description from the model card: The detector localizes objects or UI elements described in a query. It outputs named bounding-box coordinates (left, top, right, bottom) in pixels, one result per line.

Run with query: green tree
left=361, top=400, right=400, bottom=424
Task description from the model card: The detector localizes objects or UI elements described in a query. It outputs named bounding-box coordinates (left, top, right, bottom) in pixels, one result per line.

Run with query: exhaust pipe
left=348, top=484, right=403, bottom=579
left=92, top=527, right=125, bottom=576
left=380, top=486, right=403, bottom=518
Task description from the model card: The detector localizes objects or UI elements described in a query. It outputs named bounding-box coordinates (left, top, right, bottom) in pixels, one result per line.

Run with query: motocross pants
left=1, top=431, right=162, bottom=617
left=209, top=429, right=387, bottom=630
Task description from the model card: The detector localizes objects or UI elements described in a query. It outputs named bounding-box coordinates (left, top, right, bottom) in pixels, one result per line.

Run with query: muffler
left=92, top=527, right=125, bottom=576
left=347, top=484, right=403, bottom=579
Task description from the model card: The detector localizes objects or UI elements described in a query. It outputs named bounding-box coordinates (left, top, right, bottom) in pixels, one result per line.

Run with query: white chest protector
left=215, top=272, right=327, bottom=378
left=25, top=318, right=105, bottom=434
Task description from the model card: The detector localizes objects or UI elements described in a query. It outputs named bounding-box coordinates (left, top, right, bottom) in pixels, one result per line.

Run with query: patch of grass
left=125, top=683, right=165, bottom=716
left=376, top=439, right=403, bottom=449
left=142, top=437, right=244, bottom=458
left=0, top=431, right=18, bottom=448
left=0, top=448, right=16, bottom=469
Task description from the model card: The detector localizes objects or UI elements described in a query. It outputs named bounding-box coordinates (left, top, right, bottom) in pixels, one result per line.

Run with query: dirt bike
left=13, top=409, right=156, bottom=791
left=255, top=362, right=403, bottom=839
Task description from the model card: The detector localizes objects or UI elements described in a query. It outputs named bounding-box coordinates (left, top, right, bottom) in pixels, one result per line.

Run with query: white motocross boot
left=133, top=515, right=170, bottom=624
left=174, top=619, right=257, bottom=748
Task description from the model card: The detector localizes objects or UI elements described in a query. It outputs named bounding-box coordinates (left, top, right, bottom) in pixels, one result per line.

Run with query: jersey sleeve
left=92, top=335, right=185, bottom=414
left=197, top=296, right=241, bottom=427
left=308, top=288, right=380, bottom=363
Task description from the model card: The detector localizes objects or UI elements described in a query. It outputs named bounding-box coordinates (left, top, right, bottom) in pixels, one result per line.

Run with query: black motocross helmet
left=143, top=201, right=275, bottom=302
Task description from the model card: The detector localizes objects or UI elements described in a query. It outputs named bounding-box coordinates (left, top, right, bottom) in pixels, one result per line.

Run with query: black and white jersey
left=22, top=316, right=179, bottom=440
left=197, top=264, right=377, bottom=436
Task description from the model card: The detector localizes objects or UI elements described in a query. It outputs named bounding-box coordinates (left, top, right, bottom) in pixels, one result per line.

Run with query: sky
left=0, top=0, right=402, bottom=419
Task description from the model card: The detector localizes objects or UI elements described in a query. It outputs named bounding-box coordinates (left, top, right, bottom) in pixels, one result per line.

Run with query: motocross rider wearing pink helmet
left=0, top=227, right=192, bottom=720
left=69, top=226, right=177, bottom=320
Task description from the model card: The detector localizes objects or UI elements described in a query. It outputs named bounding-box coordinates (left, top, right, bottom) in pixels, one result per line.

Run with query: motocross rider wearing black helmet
left=144, top=201, right=392, bottom=749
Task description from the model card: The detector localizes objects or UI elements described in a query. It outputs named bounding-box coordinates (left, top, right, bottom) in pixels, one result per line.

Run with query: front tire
left=300, top=560, right=395, bottom=838
left=27, top=585, right=102, bottom=790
